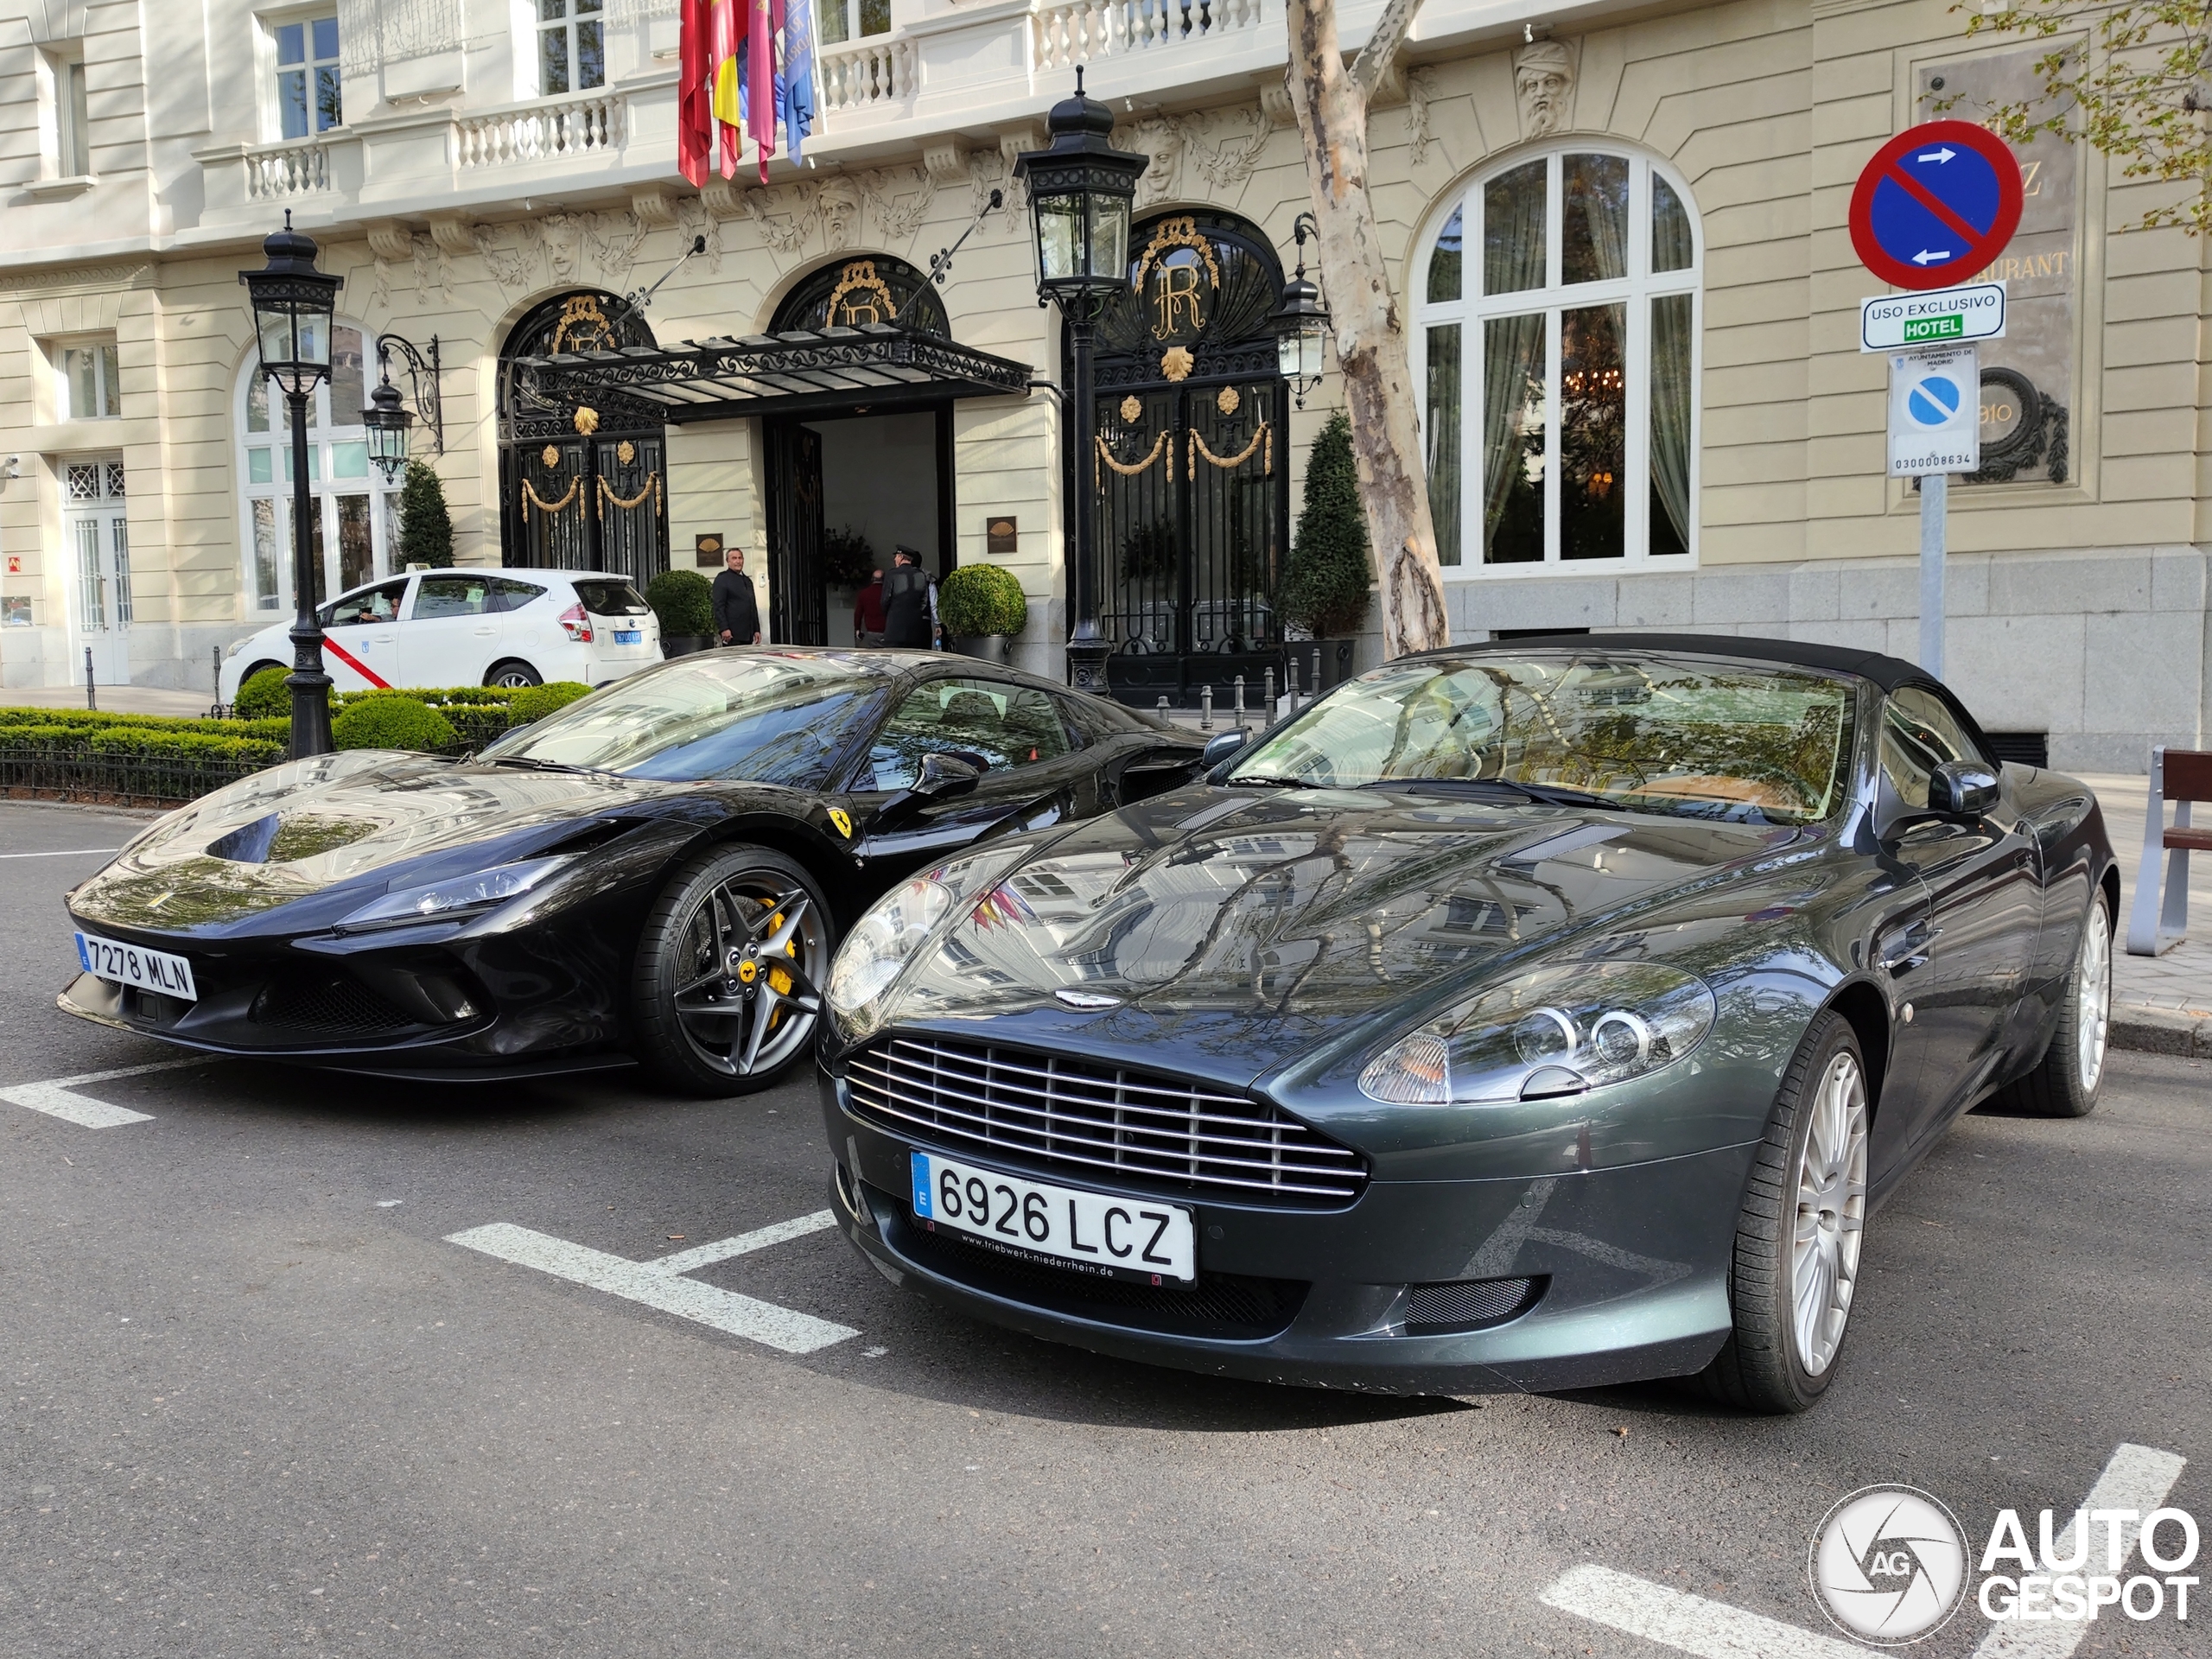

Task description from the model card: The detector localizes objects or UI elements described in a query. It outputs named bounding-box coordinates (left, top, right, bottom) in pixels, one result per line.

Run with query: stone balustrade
left=455, top=93, right=626, bottom=172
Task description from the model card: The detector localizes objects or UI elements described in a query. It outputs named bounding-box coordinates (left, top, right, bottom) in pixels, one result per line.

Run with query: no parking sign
left=1888, top=346, right=1980, bottom=478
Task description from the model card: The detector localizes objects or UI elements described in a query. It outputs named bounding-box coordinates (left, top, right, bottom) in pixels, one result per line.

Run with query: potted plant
left=397, top=460, right=455, bottom=569
left=938, top=563, right=1027, bottom=664
left=645, top=568, right=715, bottom=658
left=1280, top=411, right=1372, bottom=691
left=820, top=524, right=876, bottom=590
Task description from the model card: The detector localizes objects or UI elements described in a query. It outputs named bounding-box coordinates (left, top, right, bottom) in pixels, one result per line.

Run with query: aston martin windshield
left=482, top=653, right=874, bottom=785
left=1228, top=652, right=1854, bottom=824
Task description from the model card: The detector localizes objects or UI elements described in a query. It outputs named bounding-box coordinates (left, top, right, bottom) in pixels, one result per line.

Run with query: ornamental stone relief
left=1515, top=40, right=1576, bottom=138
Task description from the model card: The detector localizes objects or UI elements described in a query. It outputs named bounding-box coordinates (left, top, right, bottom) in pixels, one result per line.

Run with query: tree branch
left=1350, top=0, right=1426, bottom=101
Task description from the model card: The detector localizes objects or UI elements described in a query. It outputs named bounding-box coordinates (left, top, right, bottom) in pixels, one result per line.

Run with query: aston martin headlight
left=826, top=876, right=952, bottom=1031
left=1358, top=961, right=1715, bottom=1106
left=337, top=855, right=571, bottom=931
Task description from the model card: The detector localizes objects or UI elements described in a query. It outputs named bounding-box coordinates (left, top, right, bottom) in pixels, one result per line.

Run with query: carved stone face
left=819, top=180, right=861, bottom=250
left=1515, top=43, right=1574, bottom=137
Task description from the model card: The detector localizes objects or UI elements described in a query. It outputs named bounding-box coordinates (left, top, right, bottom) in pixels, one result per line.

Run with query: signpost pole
left=1918, top=473, right=1946, bottom=677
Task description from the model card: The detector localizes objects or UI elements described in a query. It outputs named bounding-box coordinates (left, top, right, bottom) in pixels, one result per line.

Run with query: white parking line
left=1541, top=1565, right=1868, bottom=1659
left=447, top=1220, right=858, bottom=1354
left=642, top=1209, right=837, bottom=1276
left=0, top=847, right=123, bottom=859
left=0, top=1057, right=206, bottom=1127
left=1541, top=1441, right=2190, bottom=1659
left=1971, top=1443, right=2186, bottom=1659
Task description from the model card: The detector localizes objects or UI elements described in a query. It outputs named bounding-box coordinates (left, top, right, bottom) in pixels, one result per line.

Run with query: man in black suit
left=881, top=545, right=936, bottom=650
left=713, top=544, right=761, bottom=645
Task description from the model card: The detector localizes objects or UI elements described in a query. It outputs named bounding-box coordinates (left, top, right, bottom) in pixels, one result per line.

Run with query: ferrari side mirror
left=1933, top=760, right=2000, bottom=817
left=915, top=751, right=983, bottom=798
left=1202, top=730, right=1249, bottom=772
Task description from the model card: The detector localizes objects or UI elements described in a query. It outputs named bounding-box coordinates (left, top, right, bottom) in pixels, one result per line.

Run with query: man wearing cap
left=881, top=545, right=937, bottom=650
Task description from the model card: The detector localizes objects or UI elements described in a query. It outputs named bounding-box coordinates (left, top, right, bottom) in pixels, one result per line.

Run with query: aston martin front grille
left=846, top=1034, right=1367, bottom=1206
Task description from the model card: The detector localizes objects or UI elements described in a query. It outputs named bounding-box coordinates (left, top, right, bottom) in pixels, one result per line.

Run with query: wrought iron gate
left=765, top=419, right=827, bottom=646
left=1090, top=212, right=1293, bottom=705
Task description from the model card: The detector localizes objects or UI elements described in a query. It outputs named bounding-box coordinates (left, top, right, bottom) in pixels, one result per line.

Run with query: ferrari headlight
left=826, top=877, right=952, bottom=1029
left=1358, top=961, right=1715, bottom=1106
left=337, top=855, right=571, bottom=931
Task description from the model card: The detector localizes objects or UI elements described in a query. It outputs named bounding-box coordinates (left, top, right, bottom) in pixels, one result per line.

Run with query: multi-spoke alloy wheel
left=1789, top=1050, right=1868, bottom=1378
left=1694, top=1010, right=1871, bottom=1414
left=632, top=846, right=832, bottom=1096
left=2074, top=899, right=2111, bottom=1096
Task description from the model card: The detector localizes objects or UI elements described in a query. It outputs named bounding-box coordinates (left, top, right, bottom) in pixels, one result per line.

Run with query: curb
left=2112, top=1005, right=2212, bottom=1058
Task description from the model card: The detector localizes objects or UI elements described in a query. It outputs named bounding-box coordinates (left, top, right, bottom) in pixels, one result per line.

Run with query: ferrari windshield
left=480, top=653, right=875, bottom=785
left=1229, top=652, right=1856, bottom=824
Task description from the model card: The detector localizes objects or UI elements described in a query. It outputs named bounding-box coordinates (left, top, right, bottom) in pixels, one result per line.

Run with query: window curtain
left=1649, top=292, right=1693, bottom=554
left=1563, top=155, right=1629, bottom=285
left=1427, top=324, right=1463, bottom=565
left=1480, top=168, right=1548, bottom=560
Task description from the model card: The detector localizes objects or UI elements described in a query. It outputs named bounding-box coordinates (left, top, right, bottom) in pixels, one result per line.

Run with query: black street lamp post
left=1272, top=212, right=1332, bottom=410
left=1014, top=70, right=1148, bottom=696
left=239, top=215, right=343, bottom=758
left=363, top=333, right=444, bottom=484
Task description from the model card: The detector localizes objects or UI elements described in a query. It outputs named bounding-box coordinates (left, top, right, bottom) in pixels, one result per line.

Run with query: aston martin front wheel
left=1694, top=1011, right=1869, bottom=1414
left=630, top=844, right=833, bottom=1097
left=1994, top=893, right=2112, bottom=1119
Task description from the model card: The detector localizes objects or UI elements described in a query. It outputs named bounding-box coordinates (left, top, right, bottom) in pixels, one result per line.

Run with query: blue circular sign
left=1907, top=374, right=1963, bottom=428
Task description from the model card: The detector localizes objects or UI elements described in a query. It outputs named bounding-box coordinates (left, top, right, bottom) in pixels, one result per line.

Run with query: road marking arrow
left=1912, top=249, right=1952, bottom=265
left=1917, top=146, right=1957, bottom=163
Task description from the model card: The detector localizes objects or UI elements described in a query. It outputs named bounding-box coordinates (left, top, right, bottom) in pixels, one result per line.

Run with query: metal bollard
left=1232, top=674, right=1245, bottom=728
left=1263, top=666, right=1275, bottom=712
left=84, top=645, right=97, bottom=712
left=1312, top=646, right=1323, bottom=699
left=1286, top=654, right=1300, bottom=713
left=1156, top=695, right=1170, bottom=719
left=1199, top=683, right=1213, bottom=732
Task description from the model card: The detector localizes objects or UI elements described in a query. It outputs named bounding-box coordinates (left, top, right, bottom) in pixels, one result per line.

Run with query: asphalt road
left=3, top=800, right=2205, bottom=1659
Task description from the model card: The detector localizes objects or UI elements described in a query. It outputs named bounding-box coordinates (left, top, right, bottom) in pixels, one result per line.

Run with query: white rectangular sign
left=1889, top=345, right=1980, bottom=478
left=1861, top=282, right=2006, bottom=352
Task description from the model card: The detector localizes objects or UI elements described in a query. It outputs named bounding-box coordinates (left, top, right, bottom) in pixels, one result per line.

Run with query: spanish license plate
left=613, top=628, right=642, bottom=645
left=910, top=1150, right=1195, bottom=1282
left=74, top=931, right=198, bottom=1001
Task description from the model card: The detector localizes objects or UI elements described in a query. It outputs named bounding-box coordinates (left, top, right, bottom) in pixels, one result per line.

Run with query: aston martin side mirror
left=915, top=751, right=983, bottom=798
left=1933, top=760, right=2000, bottom=817
left=1202, top=730, right=1249, bottom=772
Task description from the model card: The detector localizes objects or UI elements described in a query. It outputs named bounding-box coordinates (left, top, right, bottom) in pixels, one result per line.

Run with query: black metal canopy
left=517, top=323, right=1033, bottom=423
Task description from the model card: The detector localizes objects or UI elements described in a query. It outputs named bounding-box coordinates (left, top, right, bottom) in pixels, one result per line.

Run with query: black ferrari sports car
left=817, top=634, right=2118, bottom=1412
left=58, top=649, right=1202, bottom=1092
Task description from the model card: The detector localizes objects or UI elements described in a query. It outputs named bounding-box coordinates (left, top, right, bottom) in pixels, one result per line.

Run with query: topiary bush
left=397, top=460, right=455, bottom=569
left=938, top=563, right=1028, bottom=637
left=1281, top=411, right=1373, bottom=639
left=234, top=665, right=297, bottom=721
left=645, top=568, right=715, bottom=638
left=331, top=693, right=458, bottom=753
left=508, top=681, right=593, bottom=725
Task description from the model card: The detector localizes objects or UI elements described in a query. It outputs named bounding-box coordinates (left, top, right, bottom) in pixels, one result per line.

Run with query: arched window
left=233, top=321, right=403, bottom=613
left=1414, top=147, right=1700, bottom=569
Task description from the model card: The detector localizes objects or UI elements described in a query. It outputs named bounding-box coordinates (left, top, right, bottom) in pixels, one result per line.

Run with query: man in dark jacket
left=881, top=546, right=935, bottom=650
left=713, top=545, right=761, bottom=645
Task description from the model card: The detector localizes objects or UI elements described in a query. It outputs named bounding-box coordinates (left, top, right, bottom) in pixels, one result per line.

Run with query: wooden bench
left=2126, top=747, right=2212, bottom=956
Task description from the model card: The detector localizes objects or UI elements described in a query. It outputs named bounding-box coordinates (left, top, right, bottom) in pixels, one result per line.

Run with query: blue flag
left=779, top=0, right=817, bottom=164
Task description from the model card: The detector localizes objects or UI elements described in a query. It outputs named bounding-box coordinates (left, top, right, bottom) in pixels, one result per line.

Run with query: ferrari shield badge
left=827, top=807, right=854, bottom=839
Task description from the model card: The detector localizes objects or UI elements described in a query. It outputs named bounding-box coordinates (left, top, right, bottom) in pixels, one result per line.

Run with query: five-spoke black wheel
left=630, top=845, right=832, bottom=1096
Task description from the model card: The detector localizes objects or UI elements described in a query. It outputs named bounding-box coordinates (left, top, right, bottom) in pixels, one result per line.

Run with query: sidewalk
left=2082, top=772, right=2212, bottom=1058
left=2, top=684, right=218, bottom=717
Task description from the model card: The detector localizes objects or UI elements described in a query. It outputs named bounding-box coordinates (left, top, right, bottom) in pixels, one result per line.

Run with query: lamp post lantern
left=364, top=332, right=444, bottom=485
left=362, top=376, right=413, bottom=484
left=1273, top=213, right=1332, bottom=409
left=239, top=213, right=343, bottom=757
left=1014, top=68, right=1148, bottom=695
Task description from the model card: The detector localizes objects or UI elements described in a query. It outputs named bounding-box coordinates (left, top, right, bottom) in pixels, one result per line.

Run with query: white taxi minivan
left=219, top=569, right=662, bottom=701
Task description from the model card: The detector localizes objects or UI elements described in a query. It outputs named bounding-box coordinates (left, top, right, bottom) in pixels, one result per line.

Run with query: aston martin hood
left=69, top=752, right=645, bottom=934
left=886, top=785, right=1803, bottom=1060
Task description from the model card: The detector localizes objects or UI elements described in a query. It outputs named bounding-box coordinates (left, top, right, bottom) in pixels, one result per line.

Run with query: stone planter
left=950, top=634, right=1010, bottom=664
left=661, top=634, right=713, bottom=658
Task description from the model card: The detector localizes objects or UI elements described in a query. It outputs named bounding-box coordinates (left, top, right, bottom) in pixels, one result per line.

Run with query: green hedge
left=0, top=681, right=590, bottom=804
left=939, top=564, right=1028, bottom=637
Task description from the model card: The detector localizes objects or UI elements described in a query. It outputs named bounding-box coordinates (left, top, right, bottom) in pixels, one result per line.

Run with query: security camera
left=0, top=454, right=19, bottom=482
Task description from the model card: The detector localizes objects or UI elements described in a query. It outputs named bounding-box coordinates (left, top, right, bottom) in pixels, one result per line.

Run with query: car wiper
left=1363, top=777, right=1617, bottom=810
left=487, top=754, right=599, bottom=776
left=1225, top=774, right=1314, bottom=789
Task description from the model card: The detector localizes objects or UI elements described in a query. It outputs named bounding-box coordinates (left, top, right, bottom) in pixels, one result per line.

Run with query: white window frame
left=232, top=320, right=402, bottom=616
left=261, top=8, right=343, bottom=142
left=817, top=0, right=893, bottom=48
left=33, top=44, right=92, bottom=182
left=537, top=0, right=607, bottom=96
left=1412, top=144, right=1703, bottom=577
left=53, top=336, right=122, bottom=422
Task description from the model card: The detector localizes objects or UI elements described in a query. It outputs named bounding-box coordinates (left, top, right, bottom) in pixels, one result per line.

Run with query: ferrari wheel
left=1694, top=1012, right=1868, bottom=1414
left=631, top=845, right=832, bottom=1096
left=1995, top=894, right=2112, bottom=1119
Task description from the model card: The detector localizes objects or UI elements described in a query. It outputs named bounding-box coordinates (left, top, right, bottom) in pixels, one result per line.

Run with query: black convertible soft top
left=1430, top=631, right=1939, bottom=693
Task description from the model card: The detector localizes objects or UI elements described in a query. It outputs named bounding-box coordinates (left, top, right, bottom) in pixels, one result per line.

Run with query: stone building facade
left=0, top=0, right=2204, bottom=770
